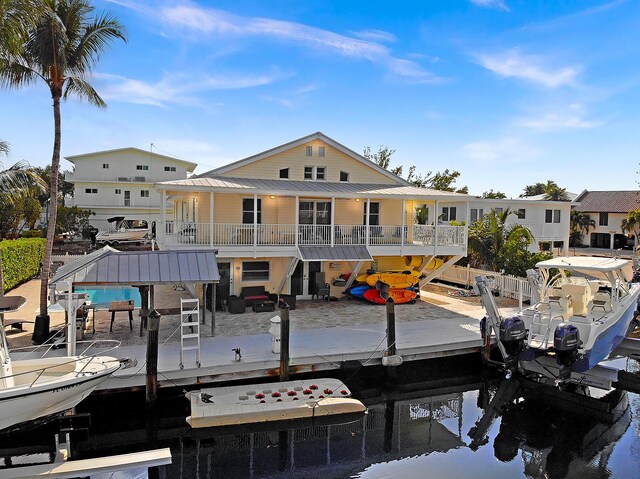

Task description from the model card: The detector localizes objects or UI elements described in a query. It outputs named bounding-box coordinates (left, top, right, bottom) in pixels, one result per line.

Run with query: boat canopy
left=535, top=256, right=629, bottom=272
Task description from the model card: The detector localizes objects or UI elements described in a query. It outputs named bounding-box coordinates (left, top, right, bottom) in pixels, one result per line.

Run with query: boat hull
left=96, top=229, right=148, bottom=243
left=0, top=356, right=120, bottom=431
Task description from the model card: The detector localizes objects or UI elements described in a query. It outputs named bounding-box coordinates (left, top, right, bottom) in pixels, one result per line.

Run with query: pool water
left=75, top=286, right=141, bottom=307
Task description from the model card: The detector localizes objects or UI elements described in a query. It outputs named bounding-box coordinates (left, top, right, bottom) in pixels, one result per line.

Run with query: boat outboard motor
left=499, top=316, right=527, bottom=365
left=554, top=323, right=580, bottom=379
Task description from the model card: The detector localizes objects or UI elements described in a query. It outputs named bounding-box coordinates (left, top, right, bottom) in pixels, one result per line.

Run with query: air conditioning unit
left=134, top=176, right=146, bottom=182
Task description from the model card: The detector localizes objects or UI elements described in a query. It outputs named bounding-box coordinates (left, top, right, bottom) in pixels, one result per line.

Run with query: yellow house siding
left=221, top=140, right=399, bottom=184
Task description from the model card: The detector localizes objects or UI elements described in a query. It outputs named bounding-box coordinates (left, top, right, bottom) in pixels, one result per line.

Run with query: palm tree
left=0, top=0, right=126, bottom=319
left=622, top=209, right=640, bottom=252
left=543, top=182, right=570, bottom=201
left=0, top=1, right=42, bottom=54
left=570, top=210, right=595, bottom=247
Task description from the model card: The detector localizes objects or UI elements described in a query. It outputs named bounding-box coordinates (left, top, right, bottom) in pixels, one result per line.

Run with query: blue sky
left=1, top=0, right=639, bottom=198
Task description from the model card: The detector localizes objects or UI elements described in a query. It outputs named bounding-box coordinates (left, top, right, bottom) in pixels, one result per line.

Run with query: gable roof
left=199, top=132, right=410, bottom=186
left=65, top=147, right=198, bottom=171
left=157, top=175, right=470, bottom=200
left=573, top=190, right=640, bottom=213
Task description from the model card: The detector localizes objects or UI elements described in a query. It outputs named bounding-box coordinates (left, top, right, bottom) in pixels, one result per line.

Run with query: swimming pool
left=75, top=286, right=142, bottom=307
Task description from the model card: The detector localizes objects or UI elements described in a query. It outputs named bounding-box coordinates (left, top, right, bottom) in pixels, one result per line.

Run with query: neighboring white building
left=65, top=147, right=197, bottom=231
left=573, top=190, right=640, bottom=249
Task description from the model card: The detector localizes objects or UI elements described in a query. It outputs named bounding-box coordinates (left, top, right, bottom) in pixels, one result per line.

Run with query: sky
left=1, top=0, right=640, bottom=198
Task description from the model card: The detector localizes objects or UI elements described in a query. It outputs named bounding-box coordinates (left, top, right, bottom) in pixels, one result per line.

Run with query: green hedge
left=0, top=238, right=46, bottom=293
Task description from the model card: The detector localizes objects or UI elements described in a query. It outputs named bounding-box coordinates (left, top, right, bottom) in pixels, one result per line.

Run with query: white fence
left=437, top=265, right=532, bottom=302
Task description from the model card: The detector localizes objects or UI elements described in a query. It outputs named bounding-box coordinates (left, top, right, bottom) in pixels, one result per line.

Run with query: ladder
left=180, top=298, right=201, bottom=369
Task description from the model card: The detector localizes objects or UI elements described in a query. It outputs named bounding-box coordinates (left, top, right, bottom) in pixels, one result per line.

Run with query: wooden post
left=386, top=298, right=396, bottom=357
left=279, top=303, right=290, bottom=381
left=138, top=285, right=149, bottom=337
left=211, top=283, right=216, bottom=337
left=146, top=285, right=159, bottom=408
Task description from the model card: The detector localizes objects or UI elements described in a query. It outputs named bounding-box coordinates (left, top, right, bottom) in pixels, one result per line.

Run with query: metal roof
left=157, top=175, right=470, bottom=200
left=51, top=248, right=219, bottom=286
left=297, top=245, right=372, bottom=261
left=573, top=190, right=640, bottom=213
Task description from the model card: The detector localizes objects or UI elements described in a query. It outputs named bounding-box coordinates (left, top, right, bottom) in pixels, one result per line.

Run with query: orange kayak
left=365, top=273, right=419, bottom=289
left=363, top=288, right=418, bottom=304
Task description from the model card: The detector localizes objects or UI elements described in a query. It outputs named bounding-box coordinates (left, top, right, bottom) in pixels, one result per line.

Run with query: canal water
left=1, top=360, right=639, bottom=478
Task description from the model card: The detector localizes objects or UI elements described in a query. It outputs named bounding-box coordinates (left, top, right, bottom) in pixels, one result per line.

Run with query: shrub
left=21, top=229, right=45, bottom=238
left=0, top=238, right=46, bottom=293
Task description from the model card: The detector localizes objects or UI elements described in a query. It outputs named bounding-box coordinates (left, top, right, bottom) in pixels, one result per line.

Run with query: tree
left=520, top=182, right=546, bottom=197
left=569, top=210, right=595, bottom=247
left=0, top=0, right=126, bottom=318
left=482, top=189, right=506, bottom=199
left=32, top=165, right=74, bottom=207
left=0, top=140, right=8, bottom=155
left=56, top=205, right=93, bottom=236
left=468, top=208, right=536, bottom=275
left=0, top=1, right=42, bottom=55
left=621, top=209, right=640, bottom=251
left=363, top=146, right=468, bottom=193
left=520, top=180, right=569, bottom=201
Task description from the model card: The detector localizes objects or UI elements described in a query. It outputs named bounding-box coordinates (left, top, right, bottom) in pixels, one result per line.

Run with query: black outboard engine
left=554, top=323, right=580, bottom=379
left=499, top=316, right=527, bottom=364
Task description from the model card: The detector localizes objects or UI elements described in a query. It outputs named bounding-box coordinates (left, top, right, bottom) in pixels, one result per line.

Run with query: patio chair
left=313, top=272, right=330, bottom=300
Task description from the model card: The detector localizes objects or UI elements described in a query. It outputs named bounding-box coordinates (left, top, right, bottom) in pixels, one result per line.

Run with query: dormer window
left=340, top=171, right=349, bottom=182
left=305, top=146, right=312, bottom=156
left=279, top=168, right=289, bottom=179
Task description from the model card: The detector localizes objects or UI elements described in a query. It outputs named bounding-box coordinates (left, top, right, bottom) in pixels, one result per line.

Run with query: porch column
left=365, top=198, right=371, bottom=246
left=465, top=200, right=470, bottom=254
left=253, top=194, right=258, bottom=258
left=295, top=196, right=299, bottom=247
left=331, top=197, right=335, bottom=247
left=161, top=189, right=166, bottom=245
left=209, top=192, right=214, bottom=249
left=434, top=201, right=439, bottom=250
left=400, top=199, right=406, bottom=256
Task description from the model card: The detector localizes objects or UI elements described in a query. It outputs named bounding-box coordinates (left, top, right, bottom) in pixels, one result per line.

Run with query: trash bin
left=268, top=315, right=281, bottom=354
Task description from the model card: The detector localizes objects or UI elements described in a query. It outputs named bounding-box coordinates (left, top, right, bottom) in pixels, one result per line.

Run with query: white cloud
left=463, top=137, right=542, bottom=164
left=475, top=48, right=579, bottom=88
left=351, top=29, right=397, bottom=43
left=111, top=1, right=443, bottom=84
left=470, top=0, right=510, bottom=12
left=516, top=103, right=604, bottom=131
left=93, top=71, right=281, bottom=106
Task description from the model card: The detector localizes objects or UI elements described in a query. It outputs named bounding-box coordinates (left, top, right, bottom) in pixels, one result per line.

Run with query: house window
left=164, top=166, right=176, bottom=172
left=516, top=209, right=526, bottom=219
left=115, top=189, right=121, bottom=195
left=470, top=208, right=484, bottom=222
left=545, top=209, right=561, bottom=223
left=136, top=165, right=149, bottom=171
left=242, top=261, right=269, bottom=281
left=304, top=166, right=313, bottom=180
left=599, top=212, right=609, bottom=226
left=85, top=188, right=97, bottom=194
left=102, top=163, right=109, bottom=169
left=140, top=190, right=149, bottom=197
left=242, top=198, right=262, bottom=224
left=304, top=166, right=325, bottom=181
left=364, top=202, right=380, bottom=226
left=279, top=168, right=289, bottom=179
left=316, top=167, right=326, bottom=181
left=318, top=146, right=325, bottom=157
left=305, top=146, right=312, bottom=156
left=441, top=206, right=457, bottom=222
left=340, top=171, right=349, bottom=182
left=494, top=207, right=503, bottom=214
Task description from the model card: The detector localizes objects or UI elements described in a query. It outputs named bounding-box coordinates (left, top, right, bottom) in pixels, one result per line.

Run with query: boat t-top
left=476, top=256, right=640, bottom=384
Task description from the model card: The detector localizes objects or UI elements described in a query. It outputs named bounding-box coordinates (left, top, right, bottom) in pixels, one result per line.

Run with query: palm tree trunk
left=39, top=95, right=62, bottom=317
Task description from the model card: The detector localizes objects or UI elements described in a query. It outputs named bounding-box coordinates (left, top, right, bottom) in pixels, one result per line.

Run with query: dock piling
left=279, top=303, right=290, bottom=381
left=146, top=308, right=161, bottom=407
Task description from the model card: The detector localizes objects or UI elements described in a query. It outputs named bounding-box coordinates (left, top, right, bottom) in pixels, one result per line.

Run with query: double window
left=545, top=209, right=561, bottom=223
left=599, top=212, right=609, bottom=226
left=140, top=190, right=149, bottom=197
left=85, top=188, right=97, bottom=194
left=242, top=261, right=269, bottom=281
left=102, top=163, right=109, bottom=169
left=304, top=166, right=326, bottom=181
left=136, top=165, right=149, bottom=171
left=164, top=166, right=176, bottom=172
left=242, top=198, right=262, bottom=224
left=470, top=208, right=484, bottom=222
left=441, top=206, right=457, bottom=222
left=115, top=189, right=121, bottom=195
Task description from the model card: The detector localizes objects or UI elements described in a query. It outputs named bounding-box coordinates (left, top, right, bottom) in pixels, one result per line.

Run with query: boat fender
left=382, top=354, right=403, bottom=367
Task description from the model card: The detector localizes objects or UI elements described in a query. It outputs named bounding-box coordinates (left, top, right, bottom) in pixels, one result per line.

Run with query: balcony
left=161, top=222, right=466, bottom=250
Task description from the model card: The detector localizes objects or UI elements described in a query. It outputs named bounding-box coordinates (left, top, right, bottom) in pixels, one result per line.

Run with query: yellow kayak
left=356, top=269, right=420, bottom=283
left=365, top=273, right=419, bottom=288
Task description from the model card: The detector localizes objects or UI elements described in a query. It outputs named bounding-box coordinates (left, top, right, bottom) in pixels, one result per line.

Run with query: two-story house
left=573, top=190, right=640, bottom=249
left=154, top=132, right=571, bottom=302
left=65, top=147, right=197, bottom=231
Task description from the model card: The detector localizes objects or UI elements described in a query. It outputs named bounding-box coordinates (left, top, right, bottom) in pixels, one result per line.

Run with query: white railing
left=162, top=222, right=466, bottom=249
left=437, top=265, right=532, bottom=302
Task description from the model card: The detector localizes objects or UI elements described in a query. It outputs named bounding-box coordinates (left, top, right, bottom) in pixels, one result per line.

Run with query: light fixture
left=270, top=195, right=275, bottom=199
left=355, top=198, right=360, bottom=202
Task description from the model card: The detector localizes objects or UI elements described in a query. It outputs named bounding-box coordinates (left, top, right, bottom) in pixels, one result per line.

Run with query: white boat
left=186, top=378, right=366, bottom=428
left=476, top=256, right=640, bottom=382
left=0, top=296, right=121, bottom=432
left=96, top=217, right=150, bottom=245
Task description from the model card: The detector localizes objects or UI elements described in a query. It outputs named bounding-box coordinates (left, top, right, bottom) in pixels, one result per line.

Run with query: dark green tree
left=569, top=210, right=595, bottom=247
left=482, top=189, right=506, bottom=199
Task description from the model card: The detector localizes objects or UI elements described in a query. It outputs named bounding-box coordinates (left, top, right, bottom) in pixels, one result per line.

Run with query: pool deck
left=4, top=279, right=520, bottom=392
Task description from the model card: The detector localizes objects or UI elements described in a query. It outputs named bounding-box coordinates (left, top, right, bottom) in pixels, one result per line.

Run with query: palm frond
left=0, top=140, right=8, bottom=155
left=64, top=76, right=106, bottom=107
left=69, top=12, right=127, bottom=74
left=0, top=160, right=46, bottom=200
left=0, top=55, right=43, bottom=88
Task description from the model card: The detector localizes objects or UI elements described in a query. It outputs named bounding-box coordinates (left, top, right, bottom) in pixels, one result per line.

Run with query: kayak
left=363, top=288, right=418, bottom=305
left=348, top=284, right=370, bottom=297
left=365, top=273, right=419, bottom=289
left=356, top=269, right=420, bottom=283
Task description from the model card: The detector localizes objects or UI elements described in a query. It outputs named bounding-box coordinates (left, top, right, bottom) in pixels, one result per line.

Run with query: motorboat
left=186, top=378, right=365, bottom=428
left=95, top=217, right=150, bottom=245
left=0, top=295, right=121, bottom=432
left=476, top=256, right=640, bottom=383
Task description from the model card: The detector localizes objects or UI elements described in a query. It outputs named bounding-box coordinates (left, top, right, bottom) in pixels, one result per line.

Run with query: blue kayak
left=349, top=284, right=370, bottom=297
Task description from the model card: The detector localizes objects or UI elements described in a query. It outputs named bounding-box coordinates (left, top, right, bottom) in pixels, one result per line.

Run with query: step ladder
left=180, top=298, right=201, bottom=369
left=527, top=311, right=553, bottom=350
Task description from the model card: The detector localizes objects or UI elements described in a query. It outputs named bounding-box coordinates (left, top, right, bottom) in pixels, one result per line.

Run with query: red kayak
left=363, top=288, right=417, bottom=305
